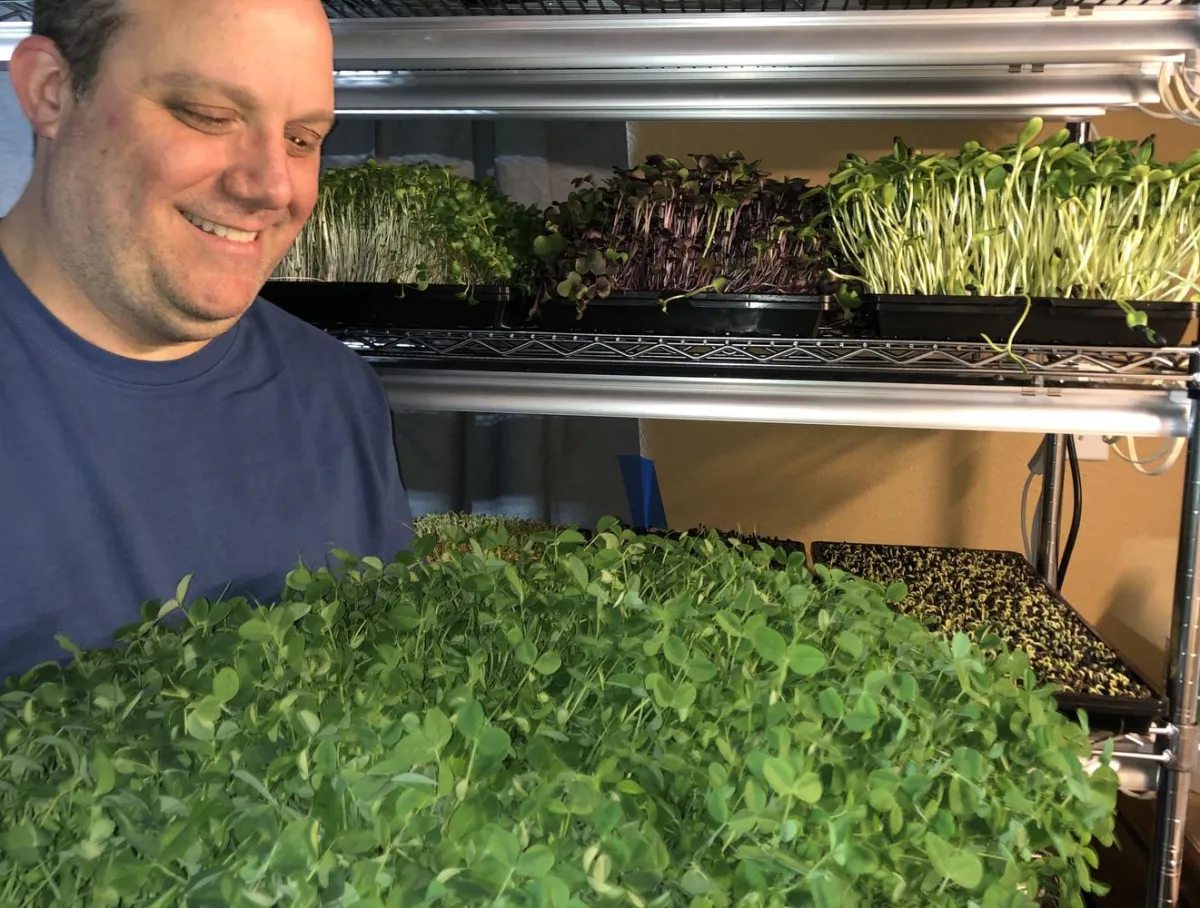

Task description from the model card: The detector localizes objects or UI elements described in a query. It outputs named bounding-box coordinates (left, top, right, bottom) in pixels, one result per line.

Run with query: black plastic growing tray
left=810, top=541, right=1165, bottom=733
left=868, top=294, right=1196, bottom=348
left=522, top=291, right=832, bottom=338
left=258, top=280, right=509, bottom=331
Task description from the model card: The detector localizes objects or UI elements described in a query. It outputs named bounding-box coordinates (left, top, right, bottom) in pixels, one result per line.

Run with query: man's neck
left=0, top=197, right=211, bottom=362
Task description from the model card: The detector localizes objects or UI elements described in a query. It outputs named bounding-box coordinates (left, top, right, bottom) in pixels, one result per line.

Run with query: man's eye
left=178, top=108, right=232, bottom=128
left=287, top=132, right=323, bottom=155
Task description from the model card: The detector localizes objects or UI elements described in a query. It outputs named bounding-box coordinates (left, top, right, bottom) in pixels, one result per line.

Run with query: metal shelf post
left=1035, top=433, right=1067, bottom=589
left=1149, top=378, right=1200, bottom=908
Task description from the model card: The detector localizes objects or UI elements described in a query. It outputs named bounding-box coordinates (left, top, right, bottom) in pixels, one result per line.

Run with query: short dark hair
left=32, top=0, right=128, bottom=98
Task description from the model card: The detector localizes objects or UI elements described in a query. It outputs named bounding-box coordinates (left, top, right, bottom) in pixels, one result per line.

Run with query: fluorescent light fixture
left=331, top=64, right=1155, bottom=119
left=329, top=9, right=1200, bottom=70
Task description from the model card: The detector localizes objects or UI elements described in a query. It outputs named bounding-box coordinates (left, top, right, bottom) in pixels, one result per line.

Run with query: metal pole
left=471, top=120, right=497, bottom=183
left=1066, top=119, right=1095, bottom=144
left=1148, top=379, right=1200, bottom=908
left=1036, top=433, right=1067, bottom=588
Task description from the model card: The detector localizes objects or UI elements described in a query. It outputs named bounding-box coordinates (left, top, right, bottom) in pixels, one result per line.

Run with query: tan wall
left=632, top=111, right=1200, bottom=687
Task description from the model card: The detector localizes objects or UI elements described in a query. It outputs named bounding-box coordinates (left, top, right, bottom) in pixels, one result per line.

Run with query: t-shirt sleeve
left=359, top=362, right=416, bottom=560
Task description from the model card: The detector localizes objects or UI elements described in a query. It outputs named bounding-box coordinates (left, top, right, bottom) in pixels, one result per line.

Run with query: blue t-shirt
left=0, top=251, right=414, bottom=679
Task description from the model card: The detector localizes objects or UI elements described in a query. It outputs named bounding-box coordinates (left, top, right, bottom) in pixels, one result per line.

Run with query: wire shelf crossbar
left=335, top=326, right=1198, bottom=388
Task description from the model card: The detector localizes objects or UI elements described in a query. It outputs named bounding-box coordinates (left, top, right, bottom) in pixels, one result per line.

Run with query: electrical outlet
left=1073, top=434, right=1110, bottom=462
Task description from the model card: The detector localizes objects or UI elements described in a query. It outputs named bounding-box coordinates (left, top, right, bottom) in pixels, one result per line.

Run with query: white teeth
left=182, top=211, right=258, bottom=244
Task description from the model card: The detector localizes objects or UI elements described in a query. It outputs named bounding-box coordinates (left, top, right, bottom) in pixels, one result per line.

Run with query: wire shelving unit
left=3, top=0, right=1197, bottom=902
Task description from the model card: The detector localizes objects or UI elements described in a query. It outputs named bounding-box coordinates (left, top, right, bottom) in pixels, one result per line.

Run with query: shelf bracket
left=1164, top=723, right=1200, bottom=774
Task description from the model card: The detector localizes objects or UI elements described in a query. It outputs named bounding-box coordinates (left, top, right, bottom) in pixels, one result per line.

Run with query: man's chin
left=165, top=289, right=261, bottom=338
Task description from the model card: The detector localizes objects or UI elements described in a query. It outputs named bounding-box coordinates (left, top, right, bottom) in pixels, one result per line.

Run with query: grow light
left=326, top=9, right=1199, bottom=70
left=373, top=369, right=1193, bottom=437
left=330, top=63, right=1140, bottom=119
left=3, top=8, right=1195, bottom=125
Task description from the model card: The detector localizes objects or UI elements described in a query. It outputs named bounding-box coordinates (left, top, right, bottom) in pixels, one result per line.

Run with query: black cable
left=1058, top=434, right=1083, bottom=585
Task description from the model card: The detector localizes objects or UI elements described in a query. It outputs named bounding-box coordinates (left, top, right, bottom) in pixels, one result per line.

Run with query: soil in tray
left=811, top=541, right=1157, bottom=704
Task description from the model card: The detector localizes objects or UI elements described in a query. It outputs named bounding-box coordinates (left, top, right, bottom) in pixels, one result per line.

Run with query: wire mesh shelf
left=0, top=2, right=31, bottom=22
left=337, top=325, right=1198, bottom=389
left=2, top=0, right=1186, bottom=21
left=323, top=0, right=1193, bottom=14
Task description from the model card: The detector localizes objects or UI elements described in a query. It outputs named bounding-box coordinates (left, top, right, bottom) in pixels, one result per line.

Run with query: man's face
left=41, top=0, right=335, bottom=346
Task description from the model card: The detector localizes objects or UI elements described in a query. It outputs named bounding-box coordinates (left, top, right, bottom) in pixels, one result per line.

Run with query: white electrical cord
left=1103, top=436, right=1187, bottom=477
left=1020, top=467, right=1037, bottom=564
left=1021, top=438, right=1048, bottom=565
left=1138, top=56, right=1200, bottom=127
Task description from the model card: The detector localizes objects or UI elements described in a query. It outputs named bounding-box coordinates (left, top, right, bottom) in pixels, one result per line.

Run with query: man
left=0, top=0, right=414, bottom=679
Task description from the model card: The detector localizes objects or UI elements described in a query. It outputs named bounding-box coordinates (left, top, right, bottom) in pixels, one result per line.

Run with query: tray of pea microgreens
left=0, top=516, right=1120, bottom=907
left=417, top=518, right=1158, bottom=729
left=810, top=541, right=1165, bottom=731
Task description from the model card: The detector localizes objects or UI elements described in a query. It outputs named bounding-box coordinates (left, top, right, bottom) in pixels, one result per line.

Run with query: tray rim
left=534, top=290, right=834, bottom=309
left=259, top=279, right=513, bottom=300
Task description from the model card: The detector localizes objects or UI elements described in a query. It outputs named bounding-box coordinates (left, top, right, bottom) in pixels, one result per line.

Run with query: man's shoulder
left=245, top=295, right=378, bottom=385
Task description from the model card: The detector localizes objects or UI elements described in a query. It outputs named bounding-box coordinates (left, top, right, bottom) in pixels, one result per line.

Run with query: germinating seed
left=813, top=542, right=1152, bottom=700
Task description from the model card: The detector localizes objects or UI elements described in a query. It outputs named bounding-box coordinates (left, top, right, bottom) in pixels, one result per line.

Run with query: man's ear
left=7, top=35, right=74, bottom=143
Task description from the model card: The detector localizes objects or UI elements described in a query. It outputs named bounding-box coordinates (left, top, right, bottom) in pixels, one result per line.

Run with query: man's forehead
left=113, top=0, right=336, bottom=125
left=119, top=0, right=333, bottom=47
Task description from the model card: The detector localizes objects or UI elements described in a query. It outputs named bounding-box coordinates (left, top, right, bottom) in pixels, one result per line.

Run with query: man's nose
left=223, top=130, right=294, bottom=212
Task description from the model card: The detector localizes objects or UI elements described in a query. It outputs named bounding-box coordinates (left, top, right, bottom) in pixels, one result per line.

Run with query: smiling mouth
left=181, top=210, right=259, bottom=244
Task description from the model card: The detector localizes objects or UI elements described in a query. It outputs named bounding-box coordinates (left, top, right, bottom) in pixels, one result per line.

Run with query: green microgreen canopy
left=533, top=152, right=839, bottom=315
left=274, top=161, right=542, bottom=292
left=828, top=118, right=1200, bottom=306
left=0, top=520, right=1117, bottom=907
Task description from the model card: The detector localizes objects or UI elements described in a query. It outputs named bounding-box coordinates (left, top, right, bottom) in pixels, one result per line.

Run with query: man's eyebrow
left=151, top=71, right=336, bottom=129
left=153, top=71, right=257, bottom=107
left=293, top=110, right=338, bottom=130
